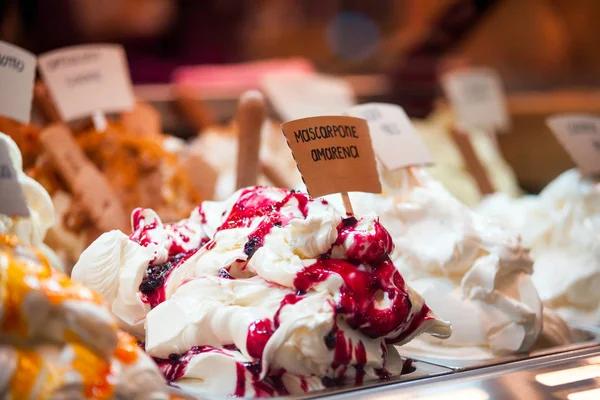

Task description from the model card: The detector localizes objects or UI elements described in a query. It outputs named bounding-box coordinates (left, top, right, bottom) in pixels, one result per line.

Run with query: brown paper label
left=546, top=114, right=600, bottom=176
left=0, top=41, right=36, bottom=124
left=183, top=154, right=218, bottom=200
left=281, top=115, right=381, bottom=198
left=40, top=124, right=129, bottom=232
left=442, top=68, right=510, bottom=133
left=0, top=140, right=30, bottom=216
left=38, top=44, right=135, bottom=121
left=346, top=103, right=434, bottom=170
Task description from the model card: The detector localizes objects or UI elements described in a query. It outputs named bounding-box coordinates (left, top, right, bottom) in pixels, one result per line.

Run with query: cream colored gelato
left=414, top=106, right=521, bottom=207
left=479, top=169, right=600, bottom=326
left=327, top=168, right=571, bottom=360
left=0, top=132, right=63, bottom=271
left=0, top=234, right=169, bottom=399
left=73, top=186, right=450, bottom=397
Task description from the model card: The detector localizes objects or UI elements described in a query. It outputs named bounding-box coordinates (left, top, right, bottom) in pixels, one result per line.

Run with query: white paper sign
left=546, top=114, right=600, bottom=176
left=38, top=44, right=135, bottom=121
left=442, top=67, right=510, bottom=133
left=346, top=103, right=434, bottom=170
left=0, top=140, right=29, bottom=216
left=262, top=73, right=355, bottom=122
left=0, top=41, right=36, bottom=123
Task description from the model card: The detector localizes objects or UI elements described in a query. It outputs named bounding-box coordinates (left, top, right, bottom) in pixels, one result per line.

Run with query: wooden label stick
left=441, top=68, right=507, bottom=195
left=40, top=123, right=129, bottom=232
left=33, top=82, right=62, bottom=123
left=341, top=192, right=354, bottom=216
left=450, top=127, right=495, bottom=195
left=236, top=90, right=266, bottom=189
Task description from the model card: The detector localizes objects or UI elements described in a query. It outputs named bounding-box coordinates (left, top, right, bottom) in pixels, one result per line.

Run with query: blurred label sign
left=0, top=41, right=36, bottom=124
left=0, top=139, right=30, bottom=216
left=281, top=115, right=381, bottom=198
left=38, top=44, right=134, bottom=121
left=442, top=67, right=510, bottom=133
left=183, top=154, right=218, bottom=200
left=346, top=103, right=434, bottom=170
left=264, top=73, right=355, bottom=122
left=546, top=114, right=600, bottom=176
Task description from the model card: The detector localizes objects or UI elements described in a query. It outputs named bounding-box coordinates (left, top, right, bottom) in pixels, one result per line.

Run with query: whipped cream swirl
left=73, top=186, right=450, bottom=397
left=0, top=133, right=63, bottom=271
left=479, top=169, right=600, bottom=326
left=327, top=168, right=570, bottom=359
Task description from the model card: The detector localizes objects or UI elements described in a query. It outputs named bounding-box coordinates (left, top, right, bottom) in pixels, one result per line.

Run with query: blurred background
left=4, top=0, right=600, bottom=87
left=2, top=0, right=600, bottom=191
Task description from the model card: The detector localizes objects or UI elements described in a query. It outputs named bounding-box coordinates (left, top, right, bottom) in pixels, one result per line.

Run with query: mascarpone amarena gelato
left=478, top=169, right=600, bottom=326
left=0, top=234, right=169, bottom=399
left=0, top=133, right=63, bottom=272
left=327, top=168, right=572, bottom=360
left=72, top=186, right=451, bottom=397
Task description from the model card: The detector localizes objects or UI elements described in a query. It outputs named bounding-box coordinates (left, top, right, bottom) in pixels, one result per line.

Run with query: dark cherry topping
left=244, top=236, right=263, bottom=258
left=139, top=249, right=197, bottom=308
left=324, top=331, right=337, bottom=350
left=219, top=268, right=234, bottom=279
left=341, top=216, right=358, bottom=227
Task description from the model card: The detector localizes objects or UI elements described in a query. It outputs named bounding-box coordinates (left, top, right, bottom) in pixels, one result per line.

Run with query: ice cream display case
left=2, top=1, right=600, bottom=396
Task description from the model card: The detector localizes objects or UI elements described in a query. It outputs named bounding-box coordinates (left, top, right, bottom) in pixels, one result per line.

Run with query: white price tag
left=263, top=73, right=355, bottom=122
left=546, top=114, right=600, bottom=176
left=0, top=41, right=36, bottom=123
left=347, top=103, right=434, bottom=170
left=38, top=44, right=135, bottom=121
left=442, top=67, right=510, bottom=133
left=0, top=138, right=29, bottom=216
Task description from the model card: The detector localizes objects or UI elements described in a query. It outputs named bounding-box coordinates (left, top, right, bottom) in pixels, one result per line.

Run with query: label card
left=40, top=124, right=129, bottom=232
left=346, top=103, right=434, bottom=170
left=441, top=67, right=510, bottom=133
left=183, top=154, right=218, bottom=200
left=120, top=102, right=162, bottom=139
left=0, top=41, right=36, bottom=123
left=281, top=115, right=381, bottom=198
left=263, top=73, right=355, bottom=122
left=0, top=140, right=30, bottom=216
left=546, top=114, right=600, bottom=176
left=38, top=44, right=135, bottom=121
